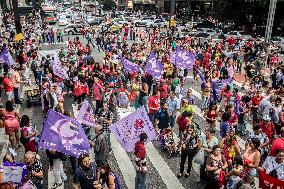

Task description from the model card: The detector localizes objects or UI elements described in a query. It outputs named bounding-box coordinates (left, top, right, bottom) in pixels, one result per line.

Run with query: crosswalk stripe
left=73, top=104, right=137, bottom=189
left=187, top=77, right=259, bottom=187
left=110, top=134, right=136, bottom=189
left=146, top=143, right=185, bottom=189
left=118, top=109, right=185, bottom=189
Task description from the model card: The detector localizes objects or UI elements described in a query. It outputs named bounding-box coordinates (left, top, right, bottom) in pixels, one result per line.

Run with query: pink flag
left=110, top=107, right=156, bottom=152
left=77, top=100, right=96, bottom=128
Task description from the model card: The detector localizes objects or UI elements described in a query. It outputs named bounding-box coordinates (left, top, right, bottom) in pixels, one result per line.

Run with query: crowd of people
left=0, top=10, right=284, bottom=189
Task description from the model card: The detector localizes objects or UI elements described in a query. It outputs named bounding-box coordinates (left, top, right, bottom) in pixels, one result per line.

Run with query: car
left=146, top=19, right=168, bottom=28
left=88, top=17, right=104, bottom=25
left=112, top=17, right=128, bottom=25
left=278, top=38, right=284, bottom=52
left=58, top=17, right=69, bottom=26
left=134, top=17, right=155, bottom=27
left=224, top=31, right=244, bottom=39
left=64, top=24, right=84, bottom=35
left=110, top=24, right=122, bottom=33
left=271, top=36, right=284, bottom=45
left=205, top=28, right=216, bottom=35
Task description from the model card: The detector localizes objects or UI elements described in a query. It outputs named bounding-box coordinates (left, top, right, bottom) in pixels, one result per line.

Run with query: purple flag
left=174, top=46, right=195, bottom=69
left=121, top=57, right=140, bottom=73
left=77, top=100, right=96, bottom=128
left=0, top=46, right=14, bottom=66
left=193, top=66, right=205, bottom=82
left=39, top=109, right=90, bottom=157
left=221, top=78, right=232, bottom=89
left=110, top=107, right=156, bottom=152
left=144, top=53, right=163, bottom=80
left=52, top=53, right=69, bottom=79
left=3, top=162, right=28, bottom=184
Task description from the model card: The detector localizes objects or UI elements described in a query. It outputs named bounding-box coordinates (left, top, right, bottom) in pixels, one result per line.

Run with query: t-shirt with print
left=27, top=159, right=43, bottom=184
left=148, top=96, right=160, bottom=114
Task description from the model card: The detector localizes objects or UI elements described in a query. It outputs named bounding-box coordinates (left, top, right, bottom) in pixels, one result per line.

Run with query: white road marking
left=117, top=108, right=185, bottom=189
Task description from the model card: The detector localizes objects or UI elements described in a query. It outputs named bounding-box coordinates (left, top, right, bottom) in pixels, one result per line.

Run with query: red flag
left=258, top=169, right=284, bottom=189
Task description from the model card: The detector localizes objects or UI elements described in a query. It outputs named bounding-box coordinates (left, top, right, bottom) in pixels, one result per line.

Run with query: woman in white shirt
left=262, top=149, right=284, bottom=181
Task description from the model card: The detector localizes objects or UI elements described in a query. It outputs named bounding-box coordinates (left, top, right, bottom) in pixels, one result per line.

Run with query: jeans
left=237, top=122, right=247, bottom=135
left=236, top=60, right=242, bottom=72
left=135, top=171, right=146, bottom=189
left=148, top=112, right=156, bottom=122
left=201, top=96, right=210, bottom=110
left=169, top=115, right=176, bottom=128
left=200, top=156, right=208, bottom=180
left=36, top=70, right=42, bottom=84
left=143, top=96, right=149, bottom=113
left=13, top=87, right=21, bottom=103
left=180, top=149, right=195, bottom=174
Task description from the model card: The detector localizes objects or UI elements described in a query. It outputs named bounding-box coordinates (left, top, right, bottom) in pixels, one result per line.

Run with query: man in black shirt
left=154, top=101, right=170, bottom=132
left=73, top=154, right=97, bottom=189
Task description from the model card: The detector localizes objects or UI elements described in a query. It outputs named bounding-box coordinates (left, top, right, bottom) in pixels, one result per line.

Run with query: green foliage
left=98, top=0, right=116, bottom=10
left=213, top=0, right=269, bottom=26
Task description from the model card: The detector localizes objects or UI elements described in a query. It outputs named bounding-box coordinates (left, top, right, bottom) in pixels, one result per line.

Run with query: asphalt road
left=12, top=30, right=260, bottom=189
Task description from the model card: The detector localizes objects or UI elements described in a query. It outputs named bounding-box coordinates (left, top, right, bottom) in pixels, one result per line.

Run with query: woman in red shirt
left=205, top=103, right=218, bottom=129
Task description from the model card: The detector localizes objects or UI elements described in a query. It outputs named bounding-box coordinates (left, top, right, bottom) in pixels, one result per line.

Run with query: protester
left=91, top=125, right=110, bottom=167
left=94, top=163, right=120, bottom=189
left=177, top=125, right=201, bottom=178
left=20, top=115, right=38, bottom=153
left=261, top=149, right=284, bottom=181
left=205, top=145, right=228, bottom=189
left=4, top=100, right=20, bottom=149
left=46, top=150, right=67, bottom=188
left=25, top=151, right=44, bottom=189
left=134, top=133, right=148, bottom=189
left=73, top=154, right=97, bottom=189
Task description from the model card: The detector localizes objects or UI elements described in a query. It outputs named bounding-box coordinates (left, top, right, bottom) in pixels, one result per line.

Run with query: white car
left=58, top=17, right=69, bottom=26
left=146, top=19, right=168, bottom=28
left=112, top=17, right=128, bottom=25
left=224, top=31, right=244, bottom=39
left=134, top=17, right=155, bottom=27
left=278, top=38, right=284, bottom=52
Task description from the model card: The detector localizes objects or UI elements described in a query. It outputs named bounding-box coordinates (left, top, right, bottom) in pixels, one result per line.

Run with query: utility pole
left=264, top=0, right=277, bottom=44
left=12, top=0, right=22, bottom=34
left=170, top=0, right=175, bottom=17
left=169, top=0, right=175, bottom=36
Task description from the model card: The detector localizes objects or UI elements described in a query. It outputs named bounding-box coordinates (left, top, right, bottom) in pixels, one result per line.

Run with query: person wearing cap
left=259, top=115, right=276, bottom=143
left=134, top=133, right=148, bottom=189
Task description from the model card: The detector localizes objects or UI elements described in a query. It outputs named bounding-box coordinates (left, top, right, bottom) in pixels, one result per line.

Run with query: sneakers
left=52, top=182, right=62, bottom=189
left=196, top=178, right=202, bottom=183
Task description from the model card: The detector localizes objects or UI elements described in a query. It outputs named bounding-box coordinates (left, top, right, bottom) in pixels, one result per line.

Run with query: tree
left=98, top=0, right=116, bottom=10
